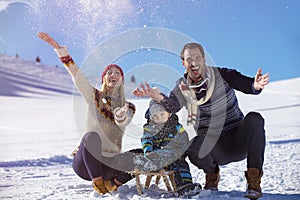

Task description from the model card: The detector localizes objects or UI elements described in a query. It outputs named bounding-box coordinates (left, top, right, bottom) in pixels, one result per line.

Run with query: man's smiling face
left=182, top=47, right=206, bottom=82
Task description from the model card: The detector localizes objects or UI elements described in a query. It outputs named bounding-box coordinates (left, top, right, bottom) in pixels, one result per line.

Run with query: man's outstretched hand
left=254, top=68, right=269, bottom=90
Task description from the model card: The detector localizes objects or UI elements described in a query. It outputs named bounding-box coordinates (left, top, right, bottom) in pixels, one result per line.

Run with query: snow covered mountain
left=0, top=54, right=299, bottom=200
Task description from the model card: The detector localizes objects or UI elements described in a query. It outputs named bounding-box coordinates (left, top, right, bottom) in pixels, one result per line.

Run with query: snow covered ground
left=0, top=54, right=299, bottom=200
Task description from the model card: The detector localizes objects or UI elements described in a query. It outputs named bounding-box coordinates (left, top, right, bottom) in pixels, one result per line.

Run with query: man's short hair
left=180, top=42, right=205, bottom=60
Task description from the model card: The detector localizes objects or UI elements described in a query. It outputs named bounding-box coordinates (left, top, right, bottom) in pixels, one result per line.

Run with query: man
left=133, top=42, right=269, bottom=199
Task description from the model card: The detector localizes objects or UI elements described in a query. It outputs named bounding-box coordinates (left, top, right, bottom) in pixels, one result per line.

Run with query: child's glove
left=133, top=154, right=159, bottom=171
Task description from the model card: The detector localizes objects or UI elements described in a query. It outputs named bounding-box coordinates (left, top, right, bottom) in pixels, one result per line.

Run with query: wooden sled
left=128, top=169, right=177, bottom=195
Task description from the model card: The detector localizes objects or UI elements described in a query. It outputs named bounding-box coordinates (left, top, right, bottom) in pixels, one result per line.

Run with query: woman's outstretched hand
left=37, top=32, right=61, bottom=49
left=133, top=81, right=164, bottom=102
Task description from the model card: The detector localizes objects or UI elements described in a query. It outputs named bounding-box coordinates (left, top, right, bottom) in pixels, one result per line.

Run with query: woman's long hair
left=100, top=76, right=125, bottom=108
left=93, top=75, right=125, bottom=121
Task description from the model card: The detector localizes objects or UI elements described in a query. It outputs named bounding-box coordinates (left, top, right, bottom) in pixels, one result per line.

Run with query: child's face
left=151, top=111, right=170, bottom=124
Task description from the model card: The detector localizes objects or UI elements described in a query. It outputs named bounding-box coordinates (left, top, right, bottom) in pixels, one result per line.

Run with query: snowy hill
left=0, top=54, right=76, bottom=97
left=0, top=55, right=299, bottom=199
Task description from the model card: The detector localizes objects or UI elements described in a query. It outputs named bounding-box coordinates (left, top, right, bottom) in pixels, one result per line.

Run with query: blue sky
left=0, top=0, right=299, bottom=83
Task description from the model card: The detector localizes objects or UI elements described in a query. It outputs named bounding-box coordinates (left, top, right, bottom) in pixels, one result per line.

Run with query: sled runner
left=128, top=169, right=201, bottom=197
left=128, top=169, right=176, bottom=195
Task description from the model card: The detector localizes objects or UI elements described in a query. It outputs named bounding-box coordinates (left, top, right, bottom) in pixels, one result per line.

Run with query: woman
left=38, top=32, right=137, bottom=194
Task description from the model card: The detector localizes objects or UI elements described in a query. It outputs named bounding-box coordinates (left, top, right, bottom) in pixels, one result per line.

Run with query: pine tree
left=35, top=56, right=41, bottom=63
left=131, top=75, right=136, bottom=83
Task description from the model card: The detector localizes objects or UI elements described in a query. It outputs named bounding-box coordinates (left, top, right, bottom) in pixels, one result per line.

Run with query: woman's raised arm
left=37, top=32, right=94, bottom=103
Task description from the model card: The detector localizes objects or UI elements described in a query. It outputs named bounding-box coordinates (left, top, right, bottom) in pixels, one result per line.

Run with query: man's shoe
left=244, top=168, right=263, bottom=199
left=204, top=166, right=220, bottom=191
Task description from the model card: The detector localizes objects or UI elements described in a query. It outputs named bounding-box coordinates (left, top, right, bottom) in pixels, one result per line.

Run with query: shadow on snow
left=0, top=155, right=73, bottom=168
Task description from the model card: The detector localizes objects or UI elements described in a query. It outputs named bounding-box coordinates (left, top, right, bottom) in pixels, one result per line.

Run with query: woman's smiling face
left=104, top=67, right=123, bottom=88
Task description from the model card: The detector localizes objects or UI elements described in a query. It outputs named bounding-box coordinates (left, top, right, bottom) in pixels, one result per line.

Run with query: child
left=141, top=100, right=201, bottom=195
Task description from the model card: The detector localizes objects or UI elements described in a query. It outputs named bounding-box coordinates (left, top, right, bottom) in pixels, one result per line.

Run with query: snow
left=0, top=54, right=299, bottom=199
